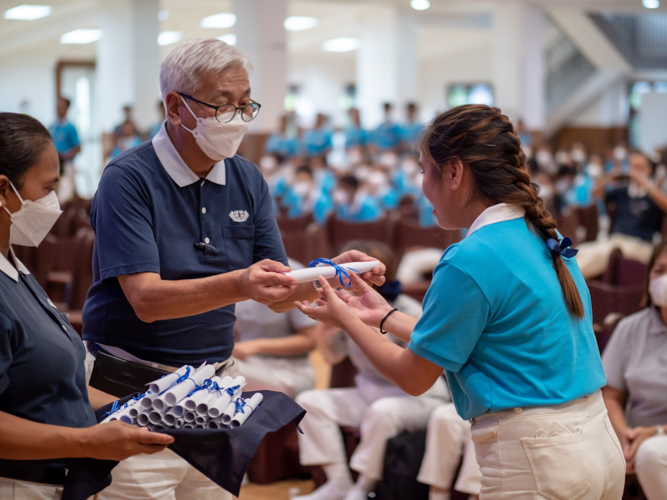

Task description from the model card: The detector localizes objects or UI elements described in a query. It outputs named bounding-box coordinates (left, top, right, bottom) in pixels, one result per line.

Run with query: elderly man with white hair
left=82, top=38, right=385, bottom=499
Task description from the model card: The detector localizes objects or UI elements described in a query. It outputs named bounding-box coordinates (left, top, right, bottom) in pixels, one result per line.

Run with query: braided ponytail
left=421, top=105, right=584, bottom=318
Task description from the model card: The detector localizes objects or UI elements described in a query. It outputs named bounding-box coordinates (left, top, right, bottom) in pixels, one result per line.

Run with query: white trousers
left=296, top=378, right=448, bottom=480
left=236, top=355, right=315, bottom=399
left=95, top=448, right=231, bottom=500
left=634, top=434, right=667, bottom=500
left=471, top=390, right=625, bottom=500
left=417, top=404, right=482, bottom=495
left=0, top=478, right=62, bottom=500
left=575, top=234, right=653, bottom=279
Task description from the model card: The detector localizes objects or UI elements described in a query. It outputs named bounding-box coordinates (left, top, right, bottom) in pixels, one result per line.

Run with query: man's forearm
left=120, top=271, right=247, bottom=322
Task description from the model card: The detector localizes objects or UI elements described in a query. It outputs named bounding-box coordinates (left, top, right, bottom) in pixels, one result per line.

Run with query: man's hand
left=331, top=250, right=386, bottom=288
left=237, top=260, right=298, bottom=305
left=232, top=340, right=261, bottom=360
left=78, top=421, right=174, bottom=461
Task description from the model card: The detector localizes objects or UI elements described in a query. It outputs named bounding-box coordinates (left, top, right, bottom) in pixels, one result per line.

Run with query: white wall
left=419, top=42, right=493, bottom=123
left=288, top=54, right=356, bottom=128
left=0, top=55, right=57, bottom=126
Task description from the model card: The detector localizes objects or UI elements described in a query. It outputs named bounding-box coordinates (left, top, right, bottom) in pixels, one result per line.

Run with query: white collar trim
left=466, top=203, right=525, bottom=238
left=0, top=247, right=31, bottom=282
left=152, top=121, right=226, bottom=187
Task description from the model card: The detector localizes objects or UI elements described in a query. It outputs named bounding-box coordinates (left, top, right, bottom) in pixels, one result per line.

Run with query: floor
left=236, top=479, right=316, bottom=500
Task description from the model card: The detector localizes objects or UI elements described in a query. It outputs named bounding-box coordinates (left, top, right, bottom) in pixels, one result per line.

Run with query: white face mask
left=4, top=181, right=62, bottom=247
left=333, top=189, right=350, bottom=205
left=649, top=275, right=667, bottom=307
left=180, top=96, right=250, bottom=162
left=292, top=181, right=311, bottom=197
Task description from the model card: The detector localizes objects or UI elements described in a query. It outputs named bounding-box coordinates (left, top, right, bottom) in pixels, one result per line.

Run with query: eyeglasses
left=177, top=92, right=261, bottom=123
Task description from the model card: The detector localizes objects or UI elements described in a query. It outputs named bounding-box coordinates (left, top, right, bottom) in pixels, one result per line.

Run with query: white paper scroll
left=284, top=260, right=380, bottom=284
left=158, top=364, right=216, bottom=408
left=149, top=365, right=193, bottom=395
left=207, top=376, right=246, bottom=419
left=230, top=393, right=264, bottom=428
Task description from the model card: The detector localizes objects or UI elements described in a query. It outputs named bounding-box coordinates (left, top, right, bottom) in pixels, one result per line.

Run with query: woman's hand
left=295, top=276, right=363, bottom=331
left=331, top=250, right=386, bottom=288
left=334, top=273, right=394, bottom=328
left=78, top=421, right=174, bottom=461
left=624, top=426, right=659, bottom=471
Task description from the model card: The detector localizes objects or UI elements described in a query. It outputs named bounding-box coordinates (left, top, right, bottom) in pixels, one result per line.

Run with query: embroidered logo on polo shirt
left=229, top=210, right=249, bottom=223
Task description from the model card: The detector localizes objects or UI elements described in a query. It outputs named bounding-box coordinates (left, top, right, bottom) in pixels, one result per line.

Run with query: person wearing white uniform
left=602, top=240, right=667, bottom=500
left=296, top=105, right=625, bottom=500
left=295, top=241, right=450, bottom=500
left=234, top=260, right=318, bottom=398
left=417, top=403, right=481, bottom=500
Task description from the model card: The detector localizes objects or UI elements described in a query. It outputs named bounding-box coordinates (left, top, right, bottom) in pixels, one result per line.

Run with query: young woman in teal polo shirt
left=296, top=105, right=626, bottom=500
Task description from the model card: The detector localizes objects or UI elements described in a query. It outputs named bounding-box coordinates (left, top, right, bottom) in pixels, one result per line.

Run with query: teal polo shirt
left=409, top=204, right=606, bottom=420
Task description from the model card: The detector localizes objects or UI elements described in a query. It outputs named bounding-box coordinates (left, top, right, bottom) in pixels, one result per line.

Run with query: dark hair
left=421, top=104, right=584, bottom=318
left=295, top=165, right=313, bottom=178
left=0, top=113, right=53, bottom=188
left=58, top=96, right=71, bottom=108
left=642, top=239, right=667, bottom=308
left=340, top=240, right=397, bottom=282
left=629, top=150, right=657, bottom=175
left=383, top=102, right=392, bottom=111
left=340, top=175, right=359, bottom=191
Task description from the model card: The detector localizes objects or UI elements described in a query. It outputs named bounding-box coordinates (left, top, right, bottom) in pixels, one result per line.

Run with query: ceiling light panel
left=4, top=4, right=52, bottom=20
left=284, top=16, right=318, bottom=31
left=60, top=28, right=101, bottom=44
left=201, top=13, right=236, bottom=28
left=322, top=37, right=360, bottom=53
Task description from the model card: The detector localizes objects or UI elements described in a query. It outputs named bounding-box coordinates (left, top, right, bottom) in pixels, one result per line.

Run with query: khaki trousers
left=471, top=390, right=625, bottom=500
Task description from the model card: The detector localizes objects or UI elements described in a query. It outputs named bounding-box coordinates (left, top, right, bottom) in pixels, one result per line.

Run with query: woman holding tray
left=0, top=113, right=173, bottom=499
left=296, top=105, right=626, bottom=500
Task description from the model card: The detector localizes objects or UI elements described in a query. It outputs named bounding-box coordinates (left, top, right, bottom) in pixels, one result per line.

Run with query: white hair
left=159, top=38, right=252, bottom=100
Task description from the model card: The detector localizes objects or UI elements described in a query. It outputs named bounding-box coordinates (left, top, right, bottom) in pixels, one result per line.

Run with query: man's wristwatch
left=655, top=425, right=665, bottom=436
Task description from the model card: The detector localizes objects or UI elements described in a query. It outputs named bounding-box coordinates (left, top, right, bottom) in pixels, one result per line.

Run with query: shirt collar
left=648, top=308, right=667, bottom=335
left=0, top=247, right=31, bottom=282
left=152, top=121, right=226, bottom=187
left=466, top=203, right=525, bottom=238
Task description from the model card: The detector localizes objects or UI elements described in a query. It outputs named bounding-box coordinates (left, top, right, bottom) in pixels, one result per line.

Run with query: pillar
left=234, top=0, right=288, bottom=135
left=96, top=0, right=161, bottom=133
left=356, top=5, right=419, bottom=128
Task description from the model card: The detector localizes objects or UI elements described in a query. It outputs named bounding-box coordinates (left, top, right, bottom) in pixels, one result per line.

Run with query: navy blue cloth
left=82, top=141, right=288, bottom=366
left=0, top=260, right=96, bottom=474
left=62, top=390, right=306, bottom=500
left=606, top=187, right=663, bottom=242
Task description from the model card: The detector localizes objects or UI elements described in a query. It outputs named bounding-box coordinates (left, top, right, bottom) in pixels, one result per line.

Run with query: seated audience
left=295, top=242, right=449, bottom=500
left=372, top=103, right=402, bottom=152
left=281, top=166, right=333, bottom=224
left=333, top=175, right=384, bottom=223
left=576, top=152, right=666, bottom=278
left=302, top=114, right=333, bottom=158
left=344, top=108, right=368, bottom=151
left=418, top=404, right=481, bottom=500
left=266, top=115, right=298, bottom=159
left=400, top=102, right=423, bottom=150
left=147, top=100, right=166, bottom=140
left=602, top=241, right=667, bottom=500
left=233, top=260, right=318, bottom=399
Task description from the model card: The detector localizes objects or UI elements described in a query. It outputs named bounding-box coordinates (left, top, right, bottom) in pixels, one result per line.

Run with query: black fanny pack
left=89, top=350, right=169, bottom=399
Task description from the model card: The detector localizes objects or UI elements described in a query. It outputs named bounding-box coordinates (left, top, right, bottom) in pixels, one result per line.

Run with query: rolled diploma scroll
left=149, top=365, right=193, bottom=395
left=184, top=376, right=225, bottom=412
left=230, top=393, right=264, bottom=428
left=284, top=260, right=380, bottom=284
left=158, top=364, right=216, bottom=408
left=139, top=390, right=159, bottom=410
left=220, top=397, right=240, bottom=425
left=208, top=376, right=246, bottom=418
left=196, top=376, right=233, bottom=415
left=101, top=397, right=141, bottom=423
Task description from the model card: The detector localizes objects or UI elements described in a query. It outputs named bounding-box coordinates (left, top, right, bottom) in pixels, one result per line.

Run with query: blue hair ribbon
left=309, top=258, right=359, bottom=288
left=546, top=237, right=578, bottom=258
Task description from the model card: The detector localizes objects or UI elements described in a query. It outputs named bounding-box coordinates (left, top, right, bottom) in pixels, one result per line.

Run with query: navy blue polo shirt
left=0, top=249, right=96, bottom=470
left=82, top=123, right=287, bottom=367
left=606, top=187, right=662, bottom=242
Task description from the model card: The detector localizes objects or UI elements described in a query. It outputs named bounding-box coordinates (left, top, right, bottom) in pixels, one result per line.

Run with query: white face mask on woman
left=4, top=181, right=62, bottom=247
left=649, top=274, right=667, bottom=307
left=180, top=96, right=250, bottom=161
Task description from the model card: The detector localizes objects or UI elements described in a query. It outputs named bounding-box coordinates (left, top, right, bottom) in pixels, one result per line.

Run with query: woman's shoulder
left=613, top=308, right=656, bottom=337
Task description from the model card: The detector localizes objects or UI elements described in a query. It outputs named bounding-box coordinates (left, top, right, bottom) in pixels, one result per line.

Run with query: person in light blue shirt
left=400, top=103, right=423, bottom=150
left=344, top=108, right=368, bottom=150
left=281, top=166, right=333, bottom=224
left=265, top=115, right=298, bottom=159
left=49, top=97, right=80, bottom=170
left=147, top=100, right=166, bottom=140
left=334, top=175, right=384, bottom=223
left=372, top=103, right=402, bottom=151
left=302, top=114, right=333, bottom=158
left=296, top=105, right=625, bottom=500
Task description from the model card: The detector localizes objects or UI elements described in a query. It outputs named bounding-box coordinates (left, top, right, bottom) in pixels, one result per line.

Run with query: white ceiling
left=0, top=0, right=663, bottom=62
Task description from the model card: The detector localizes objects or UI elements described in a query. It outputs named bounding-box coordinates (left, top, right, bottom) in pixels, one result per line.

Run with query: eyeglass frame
left=177, top=92, right=261, bottom=123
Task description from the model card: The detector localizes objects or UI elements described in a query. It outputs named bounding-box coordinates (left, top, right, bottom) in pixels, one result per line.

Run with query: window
left=447, top=83, right=494, bottom=108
